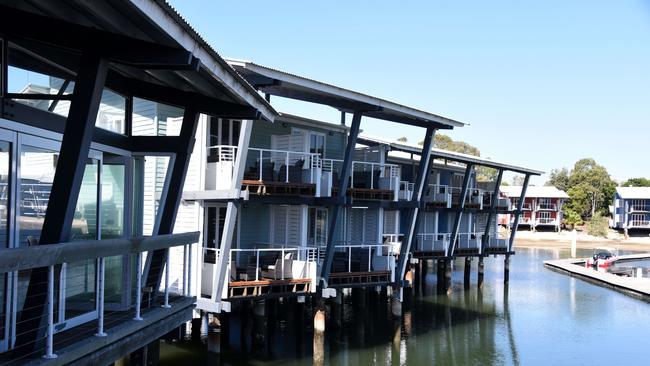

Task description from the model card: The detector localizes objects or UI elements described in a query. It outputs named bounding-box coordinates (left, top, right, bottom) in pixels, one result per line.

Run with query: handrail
left=536, top=203, right=557, bottom=210
left=207, top=145, right=238, bottom=162
left=0, top=232, right=199, bottom=273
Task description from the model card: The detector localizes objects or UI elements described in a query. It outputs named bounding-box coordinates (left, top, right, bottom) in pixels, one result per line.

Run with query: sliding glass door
left=0, top=131, right=14, bottom=352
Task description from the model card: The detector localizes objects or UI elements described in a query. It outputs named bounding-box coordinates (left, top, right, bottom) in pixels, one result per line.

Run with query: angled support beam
left=395, top=127, right=436, bottom=286
left=320, top=112, right=362, bottom=288
left=481, top=169, right=504, bottom=254
left=508, top=174, right=531, bottom=252
left=448, top=164, right=475, bottom=257
left=143, top=107, right=200, bottom=297
left=14, top=53, right=108, bottom=353
left=211, top=119, right=253, bottom=308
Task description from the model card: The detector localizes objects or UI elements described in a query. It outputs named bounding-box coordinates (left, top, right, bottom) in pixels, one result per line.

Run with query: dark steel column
left=448, top=164, right=474, bottom=256
left=320, top=112, right=362, bottom=288
left=15, top=54, right=108, bottom=352
left=143, top=107, right=200, bottom=296
left=508, top=174, right=531, bottom=251
left=481, top=169, right=504, bottom=253
left=395, top=127, right=435, bottom=286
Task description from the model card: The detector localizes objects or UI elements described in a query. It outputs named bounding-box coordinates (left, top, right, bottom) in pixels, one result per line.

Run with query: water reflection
left=161, top=248, right=650, bottom=365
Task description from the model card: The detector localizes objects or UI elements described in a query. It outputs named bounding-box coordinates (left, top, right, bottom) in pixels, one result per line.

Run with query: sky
left=168, top=0, right=650, bottom=185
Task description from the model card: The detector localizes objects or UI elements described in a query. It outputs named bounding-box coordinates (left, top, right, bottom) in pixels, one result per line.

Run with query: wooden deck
left=227, top=278, right=312, bottom=299
left=544, top=254, right=650, bottom=299
left=332, top=187, right=394, bottom=201
left=241, top=180, right=316, bottom=196
left=412, top=250, right=447, bottom=259
left=327, top=270, right=391, bottom=287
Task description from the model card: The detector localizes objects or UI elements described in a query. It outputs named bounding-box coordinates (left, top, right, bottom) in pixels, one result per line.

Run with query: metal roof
left=616, top=187, right=650, bottom=200
left=500, top=186, right=569, bottom=199
left=226, top=59, right=464, bottom=130
left=0, top=0, right=277, bottom=121
left=357, top=134, right=543, bottom=175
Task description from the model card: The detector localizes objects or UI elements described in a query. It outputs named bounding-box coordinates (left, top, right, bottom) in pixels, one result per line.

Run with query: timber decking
left=332, top=187, right=394, bottom=201
left=412, top=250, right=446, bottom=259
left=544, top=254, right=650, bottom=298
left=327, top=270, right=391, bottom=287
left=242, top=180, right=316, bottom=196
left=227, top=278, right=312, bottom=299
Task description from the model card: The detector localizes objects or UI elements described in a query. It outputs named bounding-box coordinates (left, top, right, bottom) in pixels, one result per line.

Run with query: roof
left=0, top=0, right=277, bottom=121
left=226, top=59, right=464, bottom=130
left=357, top=134, right=543, bottom=175
left=500, top=186, right=569, bottom=199
left=616, top=187, right=650, bottom=199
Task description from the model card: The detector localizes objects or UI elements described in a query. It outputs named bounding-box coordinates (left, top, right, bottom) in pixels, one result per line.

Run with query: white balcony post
left=281, top=248, right=285, bottom=280
left=187, top=243, right=192, bottom=297
left=43, top=265, right=57, bottom=359
left=162, top=249, right=171, bottom=308
left=258, top=149, right=263, bottom=180
left=370, top=163, right=374, bottom=189
left=182, top=244, right=188, bottom=295
left=96, top=257, right=107, bottom=337
left=256, top=250, right=260, bottom=281
left=368, top=246, right=371, bottom=271
left=134, top=252, right=143, bottom=321
left=348, top=247, right=352, bottom=273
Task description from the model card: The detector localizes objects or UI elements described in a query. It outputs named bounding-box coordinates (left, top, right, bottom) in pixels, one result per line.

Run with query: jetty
left=544, top=253, right=650, bottom=299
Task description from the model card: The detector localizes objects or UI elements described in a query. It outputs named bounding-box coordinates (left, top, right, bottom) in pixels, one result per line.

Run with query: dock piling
left=504, top=255, right=510, bottom=285
left=464, top=257, right=471, bottom=289
left=478, top=257, right=485, bottom=289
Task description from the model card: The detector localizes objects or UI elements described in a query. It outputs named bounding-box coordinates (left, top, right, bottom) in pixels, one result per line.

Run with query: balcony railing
left=483, top=234, right=508, bottom=250
left=536, top=217, right=557, bottom=225
left=0, top=232, right=198, bottom=360
left=416, top=233, right=450, bottom=256
left=450, top=187, right=484, bottom=209
left=245, top=147, right=321, bottom=184
left=536, top=203, right=557, bottom=211
left=456, top=232, right=481, bottom=251
left=629, top=220, right=650, bottom=228
left=629, top=205, right=650, bottom=213
left=425, top=184, right=452, bottom=208
left=327, top=243, right=395, bottom=275
left=511, top=215, right=532, bottom=224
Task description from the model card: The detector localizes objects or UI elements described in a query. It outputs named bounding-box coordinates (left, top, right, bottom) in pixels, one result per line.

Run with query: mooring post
left=391, top=290, right=403, bottom=317
left=504, top=255, right=510, bottom=285
left=478, top=256, right=485, bottom=289
left=436, top=260, right=444, bottom=293
left=464, top=257, right=471, bottom=289
left=207, top=314, right=221, bottom=354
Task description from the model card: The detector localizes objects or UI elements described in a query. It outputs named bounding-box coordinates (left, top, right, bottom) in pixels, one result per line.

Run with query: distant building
left=499, top=186, right=569, bottom=232
left=610, top=187, right=650, bottom=231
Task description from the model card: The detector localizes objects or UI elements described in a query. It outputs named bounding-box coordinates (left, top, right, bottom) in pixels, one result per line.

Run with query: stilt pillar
left=445, top=259, right=452, bottom=294
left=464, top=257, right=471, bottom=289
left=207, top=314, right=221, bottom=354
left=504, top=255, right=510, bottom=285
left=478, top=256, right=485, bottom=289
left=391, top=294, right=402, bottom=317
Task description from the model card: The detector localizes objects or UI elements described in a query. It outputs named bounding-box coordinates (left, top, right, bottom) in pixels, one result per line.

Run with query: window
left=308, top=207, right=328, bottom=246
left=208, top=117, right=241, bottom=162
left=309, top=133, right=325, bottom=156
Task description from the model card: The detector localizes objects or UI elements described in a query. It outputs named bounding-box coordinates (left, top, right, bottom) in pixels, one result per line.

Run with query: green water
left=160, top=248, right=650, bottom=365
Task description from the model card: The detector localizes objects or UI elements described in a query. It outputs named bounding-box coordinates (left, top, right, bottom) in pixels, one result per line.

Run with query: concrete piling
left=477, top=256, right=485, bottom=289
left=504, top=255, right=510, bottom=285
left=464, top=257, right=471, bottom=289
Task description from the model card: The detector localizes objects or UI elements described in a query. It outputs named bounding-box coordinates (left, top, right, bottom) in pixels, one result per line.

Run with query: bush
left=563, top=207, right=583, bottom=228
left=587, top=213, right=608, bottom=238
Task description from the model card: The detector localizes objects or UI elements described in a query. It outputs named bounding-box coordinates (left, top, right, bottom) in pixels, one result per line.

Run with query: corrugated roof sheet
left=500, top=186, right=569, bottom=199
left=616, top=187, right=650, bottom=199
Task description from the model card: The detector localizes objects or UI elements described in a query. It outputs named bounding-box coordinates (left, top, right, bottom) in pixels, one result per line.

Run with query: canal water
left=160, top=247, right=650, bottom=365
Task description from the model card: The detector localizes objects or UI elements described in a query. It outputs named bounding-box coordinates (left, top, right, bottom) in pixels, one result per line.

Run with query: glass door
left=0, top=131, right=15, bottom=352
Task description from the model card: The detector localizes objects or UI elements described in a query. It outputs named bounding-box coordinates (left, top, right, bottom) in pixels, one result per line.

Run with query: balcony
left=0, top=233, right=197, bottom=364
left=483, top=234, right=509, bottom=255
left=629, top=204, right=650, bottom=213
left=511, top=215, right=532, bottom=225
left=326, top=242, right=396, bottom=286
left=451, top=187, right=484, bottom=209
left=424, top=184, right=452, bottom=208
left=629, top=220, right=650, bottom=228
left=323, top=159, right=403, bottom=201
left=535, top=217, right=558, bottom=226
left=414, top=233, right=449, bottom=258
left=536, top=203, right=557, bottom=211
left=200, top=245, right=317, bottom=304
left=455, top=232, right=481, bottom=255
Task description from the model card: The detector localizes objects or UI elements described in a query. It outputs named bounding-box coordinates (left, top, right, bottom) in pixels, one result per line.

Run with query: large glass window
left=0, top=141, right=8, bottom=350
left=101, top=163, right=125, bottom=239
left=308, top=207, right=328, bottom=247
left=18, top=145, right=58, bottom=247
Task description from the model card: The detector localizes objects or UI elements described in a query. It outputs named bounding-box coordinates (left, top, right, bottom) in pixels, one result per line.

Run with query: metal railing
left=483, top=234, right=508, bottom=249
left=456, top=232, right=481, bottom=250
left=416, top=233, right=450, bottom=255
left=629, top=220, right=650, bottom=228
left=426, top=184, right=452, bottom=207
left=322, top=159, right=401, bottom=190
left=246, top=147, right=321, bottom=184
left=207, top=145, right=237, bottom=163
left=227, top=246, right=318, bottom=282
left=629, top=204, right=650, bottom=213
left=511, top=215, right=532, bottom=224
left=536, top=203, right=557, bottom=211
left=0, top=232, right=198, bottom=360
left=536, top=217, right=557, bottom=225
left=399, top=181, right=415, bottom=200
left=327, top=243, right=395, bottom=273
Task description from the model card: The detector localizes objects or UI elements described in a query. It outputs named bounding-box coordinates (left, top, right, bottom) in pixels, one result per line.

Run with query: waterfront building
left=0, top=0, right=275, bottom=363
left=610, top=187, right=650, bottom=232
left=499, top=186, right=568, bottom=232
left=176, top=60, right=541, bottom=314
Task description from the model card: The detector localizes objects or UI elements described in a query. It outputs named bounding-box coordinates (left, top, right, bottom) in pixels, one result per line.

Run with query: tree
left=563, top=207, right=583, bottom=228
left=565, top=158, right=615, bottom=219
left=511, top=176, right=524, bottom=186
left=622, top=177, right=650, bottom=187
left=397, top=136, right=408, bottom=143
left=546, top=168, right=570, bottom=191
left=586, top=212, right=608, bottom=238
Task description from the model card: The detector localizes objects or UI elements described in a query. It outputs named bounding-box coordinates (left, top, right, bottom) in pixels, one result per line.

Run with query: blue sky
left=170, top=0, right=650, bottom=185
